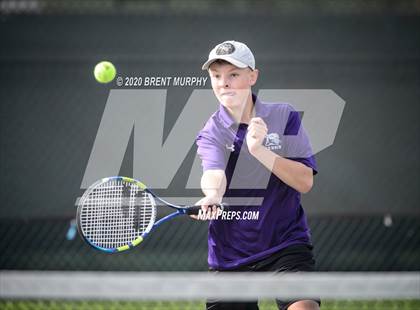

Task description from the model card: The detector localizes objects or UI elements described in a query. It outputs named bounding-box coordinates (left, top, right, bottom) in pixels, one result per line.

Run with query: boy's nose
left=219, top=77, right=229, bottom=88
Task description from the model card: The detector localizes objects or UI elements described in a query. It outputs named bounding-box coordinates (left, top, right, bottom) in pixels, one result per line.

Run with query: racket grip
left=185, top=204, right=225, bottom=215
left=185, top=206, right=201, bottom=215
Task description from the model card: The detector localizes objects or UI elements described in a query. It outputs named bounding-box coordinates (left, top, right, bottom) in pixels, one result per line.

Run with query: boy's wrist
left=206, top=194, right=222, bottom=203
left=249, top=144, right=266, bottom=158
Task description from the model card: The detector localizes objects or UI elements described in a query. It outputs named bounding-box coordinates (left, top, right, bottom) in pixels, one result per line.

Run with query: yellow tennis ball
left=94, top=61, right=116, bottom=83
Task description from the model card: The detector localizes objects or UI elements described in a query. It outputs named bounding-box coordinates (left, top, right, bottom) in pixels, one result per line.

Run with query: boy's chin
left=219, top=97, right=243, bottom=108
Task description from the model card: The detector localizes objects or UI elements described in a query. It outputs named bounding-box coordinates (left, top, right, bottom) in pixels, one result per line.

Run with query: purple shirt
left=196, top=94, right=317, bottom=270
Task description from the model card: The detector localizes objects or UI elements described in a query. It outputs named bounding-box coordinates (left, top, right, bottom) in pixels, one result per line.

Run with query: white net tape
left=1, top=271, right=419, bottom=301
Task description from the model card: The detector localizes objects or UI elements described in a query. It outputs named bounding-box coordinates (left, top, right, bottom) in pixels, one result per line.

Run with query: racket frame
left=77, top=176, right=200, bottom=253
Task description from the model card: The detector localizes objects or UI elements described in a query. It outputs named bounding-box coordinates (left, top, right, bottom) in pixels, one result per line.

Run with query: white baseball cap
left=202, top=40, right=255, bottom=70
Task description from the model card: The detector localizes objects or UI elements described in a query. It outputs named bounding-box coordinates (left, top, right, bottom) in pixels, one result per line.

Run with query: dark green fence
left=1, top=215, right=418, bottom=271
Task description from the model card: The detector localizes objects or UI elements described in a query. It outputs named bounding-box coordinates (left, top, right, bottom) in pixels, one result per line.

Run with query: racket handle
left=185, top=204, right=225, bottom=215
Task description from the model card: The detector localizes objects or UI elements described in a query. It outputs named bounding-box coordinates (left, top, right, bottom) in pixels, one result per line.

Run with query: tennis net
left=1, top=271, right=419, bottom=309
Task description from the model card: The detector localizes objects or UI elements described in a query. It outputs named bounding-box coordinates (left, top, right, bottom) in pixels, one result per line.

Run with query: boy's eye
left=231, top=73, right=239, bottom=77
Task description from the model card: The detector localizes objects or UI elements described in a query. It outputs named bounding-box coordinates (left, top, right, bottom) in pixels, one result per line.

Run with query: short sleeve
left=196, top=131, right=228, bottom=171
left=283, top=107, right=318, bottom=175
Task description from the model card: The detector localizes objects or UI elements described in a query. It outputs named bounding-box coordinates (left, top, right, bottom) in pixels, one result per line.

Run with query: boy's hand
left=190, top=196, right=222, bottom=220
left=247, top=117, right=268, bottom=155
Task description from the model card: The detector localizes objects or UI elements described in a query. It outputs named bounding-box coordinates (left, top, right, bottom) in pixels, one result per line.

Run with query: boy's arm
left=191, top=169, right=227, bottom=220
left=247, top=117, right=314, bottom=194
left=250, top=147, right=313, bottom=193
left=201, top=169, right=227, bottom=200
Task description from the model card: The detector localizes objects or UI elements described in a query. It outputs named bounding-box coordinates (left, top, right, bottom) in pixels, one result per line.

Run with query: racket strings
left=79, top=179, right=156, bottom=249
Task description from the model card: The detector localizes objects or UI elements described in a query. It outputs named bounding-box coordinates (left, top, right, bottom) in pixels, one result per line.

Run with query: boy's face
left=208, top=62, right=258, bottom=110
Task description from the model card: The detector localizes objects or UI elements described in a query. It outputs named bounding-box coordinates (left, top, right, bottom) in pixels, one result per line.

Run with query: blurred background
left=0, top=0, right=419, bottom=276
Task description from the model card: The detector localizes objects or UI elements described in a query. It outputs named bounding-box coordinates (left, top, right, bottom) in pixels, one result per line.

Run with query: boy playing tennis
left=194, top=40, right=320, bottom=310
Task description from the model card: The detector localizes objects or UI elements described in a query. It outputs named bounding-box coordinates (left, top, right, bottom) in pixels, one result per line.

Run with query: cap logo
left=215, top=43, right=235, bottom=55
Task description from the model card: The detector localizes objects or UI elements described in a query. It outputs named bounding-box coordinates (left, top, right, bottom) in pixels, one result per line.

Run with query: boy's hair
left=209, top=59, right=234, bottom=67
left=209, top=59, right=254, bottom=71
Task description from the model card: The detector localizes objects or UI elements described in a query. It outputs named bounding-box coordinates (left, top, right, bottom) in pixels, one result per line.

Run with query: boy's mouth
left=221, top=92, right=235, bottom=97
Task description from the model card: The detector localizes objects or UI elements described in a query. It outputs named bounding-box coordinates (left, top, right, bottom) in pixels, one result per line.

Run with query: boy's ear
left=249, top=69, right=259, bottom=86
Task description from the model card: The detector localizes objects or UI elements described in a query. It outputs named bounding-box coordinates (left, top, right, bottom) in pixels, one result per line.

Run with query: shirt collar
left=218, top=93, right=269, bottom=128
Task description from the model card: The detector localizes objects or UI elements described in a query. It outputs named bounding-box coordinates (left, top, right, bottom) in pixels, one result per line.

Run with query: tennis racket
left=77, top=176, right=223, bottom=253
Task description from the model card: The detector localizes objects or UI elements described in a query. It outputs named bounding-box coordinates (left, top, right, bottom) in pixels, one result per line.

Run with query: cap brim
left=201, top=55, right=249, bottom=70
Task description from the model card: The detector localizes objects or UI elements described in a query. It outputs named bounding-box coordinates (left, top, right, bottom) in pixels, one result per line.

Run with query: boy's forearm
left=250, top=146, right=313, bottom=194
left=201, top=169, right=227, bottom=200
